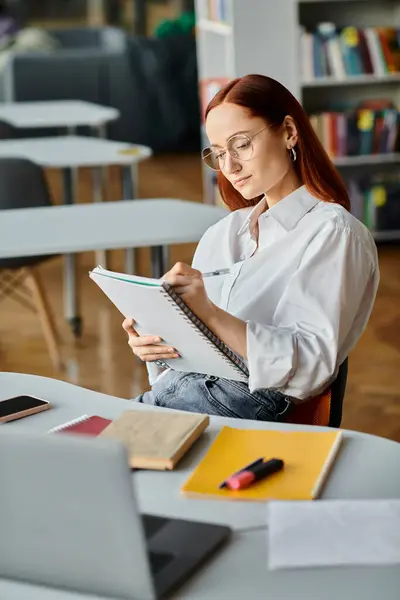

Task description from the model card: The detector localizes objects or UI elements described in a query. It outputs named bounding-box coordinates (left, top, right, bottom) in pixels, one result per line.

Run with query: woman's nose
left=223, top=152, right=241, bottom=174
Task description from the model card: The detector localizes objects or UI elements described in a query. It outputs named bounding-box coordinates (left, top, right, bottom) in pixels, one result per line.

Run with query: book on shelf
left=349, top=173, right=400, bottom=232
left=209, top=172, right=226, bottom=208
left=203, top=0, right=228, bottom=23
left=199, top=77, right=230, bottom=120
left=214, top=182, right=225, bottom=208
left=301, top=23, right=400, bottom=81
left=310, top=101, right=399, bottom=158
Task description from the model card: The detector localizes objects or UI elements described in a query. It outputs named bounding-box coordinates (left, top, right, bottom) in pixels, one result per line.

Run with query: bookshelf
left=302, top=73, right=400, bottom=88
left=194, top=0, right=298, bottom=206
left=194, top=0, right=400, bottom=240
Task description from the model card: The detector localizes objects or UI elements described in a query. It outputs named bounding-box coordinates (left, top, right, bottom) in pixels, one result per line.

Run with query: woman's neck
left=264, top=169, right=302, bottom=208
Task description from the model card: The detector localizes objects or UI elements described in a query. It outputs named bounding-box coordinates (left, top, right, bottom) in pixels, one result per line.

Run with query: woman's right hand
left=122, top=318, right=180, bottom=362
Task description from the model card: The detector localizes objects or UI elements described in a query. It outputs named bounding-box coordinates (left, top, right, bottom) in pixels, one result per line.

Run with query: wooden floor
left=1, top=153, right=400, bottom=442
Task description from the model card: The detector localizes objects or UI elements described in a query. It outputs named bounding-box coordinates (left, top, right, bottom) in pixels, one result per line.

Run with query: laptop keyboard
left=149, top=550, right=174, bottom=574
left=142, top=514, right=167, bottom=539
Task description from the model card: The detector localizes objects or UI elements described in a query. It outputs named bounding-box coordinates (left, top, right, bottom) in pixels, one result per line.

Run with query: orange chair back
left=286, top=358, right=348, bottom=427
left=288, top=389, right=332, bottom=426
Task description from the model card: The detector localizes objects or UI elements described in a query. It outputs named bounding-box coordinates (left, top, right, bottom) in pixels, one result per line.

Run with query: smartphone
left=0, top=395, right=51, bottom=423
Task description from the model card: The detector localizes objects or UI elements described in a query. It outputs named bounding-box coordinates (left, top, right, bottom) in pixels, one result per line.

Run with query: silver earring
left=289, top=147, right=297, bottom=162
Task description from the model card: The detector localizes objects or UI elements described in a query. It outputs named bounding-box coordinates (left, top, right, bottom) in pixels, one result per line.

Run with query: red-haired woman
left=123, top=74, right=379, bottom=421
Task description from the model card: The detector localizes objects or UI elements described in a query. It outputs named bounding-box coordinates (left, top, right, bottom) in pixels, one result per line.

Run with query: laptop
left=0, top=429, right=231, bottom=599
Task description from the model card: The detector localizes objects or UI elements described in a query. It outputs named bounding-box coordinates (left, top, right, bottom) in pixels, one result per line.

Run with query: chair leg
left=23, top=267, right=63, bottom=371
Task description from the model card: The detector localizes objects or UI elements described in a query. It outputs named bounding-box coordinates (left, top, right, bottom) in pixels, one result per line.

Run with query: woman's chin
left=240, top=186, right=262, bottom=200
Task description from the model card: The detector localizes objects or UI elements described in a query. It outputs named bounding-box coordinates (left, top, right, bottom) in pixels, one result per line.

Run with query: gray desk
left=0, top=371, right=399, bottom=599
left=0, top=197, right=223, bottom=339
left=0, top=100, right=119, bottom=131
left=0, top=100, right=121, bottom=320
left=1, top=372, right=399, bottom=530
left=0, top=197, right=227, bottom=280
left=0, top=135, right=152, bottom=335
left=0, top=135, right=151, bottom=169
left=1, top=528, right=398, bottom=600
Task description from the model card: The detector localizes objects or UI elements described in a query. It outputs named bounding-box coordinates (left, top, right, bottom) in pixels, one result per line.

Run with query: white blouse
left=147, top=185, right=379, bottom=400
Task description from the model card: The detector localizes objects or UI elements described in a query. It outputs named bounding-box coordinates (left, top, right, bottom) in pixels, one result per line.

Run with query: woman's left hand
left=162, top=262, right=218, bottom=325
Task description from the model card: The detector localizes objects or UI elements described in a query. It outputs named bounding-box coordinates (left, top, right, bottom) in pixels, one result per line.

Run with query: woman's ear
left=283, top=115, right=298, bottom=149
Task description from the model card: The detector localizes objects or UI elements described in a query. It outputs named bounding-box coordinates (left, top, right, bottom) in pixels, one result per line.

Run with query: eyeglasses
left=201, top=125, right=271, bottom=171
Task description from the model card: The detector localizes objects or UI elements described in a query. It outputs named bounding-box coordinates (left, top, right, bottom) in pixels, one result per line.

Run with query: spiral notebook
left=48, top=415, right=112, bottom=436
left=89, top=266, right=248, bottom=381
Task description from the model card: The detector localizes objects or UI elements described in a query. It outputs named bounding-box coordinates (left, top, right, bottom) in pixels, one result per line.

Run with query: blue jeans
left=136, top=371, right=293, bottom=422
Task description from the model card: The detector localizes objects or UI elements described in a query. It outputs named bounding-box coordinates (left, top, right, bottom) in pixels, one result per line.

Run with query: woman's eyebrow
left=229, top=129, right=252, bottom=138
left=211, top=129, right=252, bottom=147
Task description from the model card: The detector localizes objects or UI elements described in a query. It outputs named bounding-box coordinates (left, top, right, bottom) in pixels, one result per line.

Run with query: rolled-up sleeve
left=246, top=222, right=378, bottom=398
left=146, top=362, right=166, bottom=386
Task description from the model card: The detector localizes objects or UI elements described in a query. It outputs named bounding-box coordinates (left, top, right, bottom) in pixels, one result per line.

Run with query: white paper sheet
left=268, top=500, right=400, bottom=570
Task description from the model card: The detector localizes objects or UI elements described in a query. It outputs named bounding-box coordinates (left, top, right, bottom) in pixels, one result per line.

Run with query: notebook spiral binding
left=48, top=414, right=89, bottom=433
left=161, top=282, right=249, bottom=378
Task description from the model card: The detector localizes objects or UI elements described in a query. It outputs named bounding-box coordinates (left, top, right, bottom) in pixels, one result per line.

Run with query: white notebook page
left=268, top=500, right=400, bottom=570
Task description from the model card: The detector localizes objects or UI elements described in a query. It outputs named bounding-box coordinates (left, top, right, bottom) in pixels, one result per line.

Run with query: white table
left=0, top=100, right=121, bottom=192
left=0, top=372, right=399, bottom=599
left=0, top=134, right=152, bottom=202
left=0, top=99, right=122, bottom=254
left=0, top=136, right=152, bottom=335
left=0, top=135, right=151, bottom=202
left=0, top=527, right=399, bottom=600
left=0, top=100, right=119, bottom=133
left=0, top=200, right=227, bottom=335
left=0, top=199, right=227, bottom=273
left=0, top=135, right=152, bottom=168
left=0, top=100, right=124, bottom=203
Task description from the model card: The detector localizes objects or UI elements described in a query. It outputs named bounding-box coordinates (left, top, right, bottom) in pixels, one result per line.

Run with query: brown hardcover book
left=358, top=29, right=374, bottom=74
left=99, top=409, right=209, bottom=470
left=376, top=28, right=396, bottom=73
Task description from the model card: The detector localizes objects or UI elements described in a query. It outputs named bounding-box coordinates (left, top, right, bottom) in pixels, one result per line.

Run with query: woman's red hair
left=205, top=74, right=350, bottom=212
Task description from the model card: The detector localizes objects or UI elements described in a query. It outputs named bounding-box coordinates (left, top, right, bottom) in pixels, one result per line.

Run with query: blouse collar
left=237, top=185, right=320, bottom=237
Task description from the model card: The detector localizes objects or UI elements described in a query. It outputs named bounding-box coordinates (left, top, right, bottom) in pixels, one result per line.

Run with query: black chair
left=0, top=119, right=16, bottom=139
left=0, top=157, right=62, bottom=369
left=328, top=357, right=348, bottom=427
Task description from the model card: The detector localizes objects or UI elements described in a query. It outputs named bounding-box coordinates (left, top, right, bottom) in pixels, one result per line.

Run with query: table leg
left=66, top=125, right=79, bottom=197
left=161, top=245, right=170, bottom=274
left=62, top=167, right=82, bottom=338
left=124, top=248, right=135, bottom=275
left=122, top=163, right=169, bottom=273
left=133, top=0, right=147, bottom=35
left=92, top=166, right=107, bottom=268
left=122, top=165, right=136, bottom=274
left=150, top=246, right=168, bottom=278
left=95, top=123, right=109, bottom=196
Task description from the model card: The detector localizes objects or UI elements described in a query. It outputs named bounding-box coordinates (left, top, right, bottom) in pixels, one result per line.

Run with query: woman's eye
left=215, top=151, right=225, bottom=160
left=236, top=141, right=250, bottom=150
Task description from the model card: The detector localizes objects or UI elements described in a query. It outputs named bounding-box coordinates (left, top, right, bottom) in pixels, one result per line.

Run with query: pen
left=225, top=458, right=284, bottom=491
left=202, top=268, right=231, bottom=278
left=154, top=359, right=171, bottom=369
left=219, top=457, right=264, bottom=489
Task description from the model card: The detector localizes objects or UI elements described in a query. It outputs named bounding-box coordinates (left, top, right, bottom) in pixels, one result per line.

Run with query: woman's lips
left=234, top=175, right=252, bottom=188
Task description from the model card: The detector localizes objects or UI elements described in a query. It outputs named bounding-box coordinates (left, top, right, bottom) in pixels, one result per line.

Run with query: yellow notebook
left=181, top=426, right=342, bottom=501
